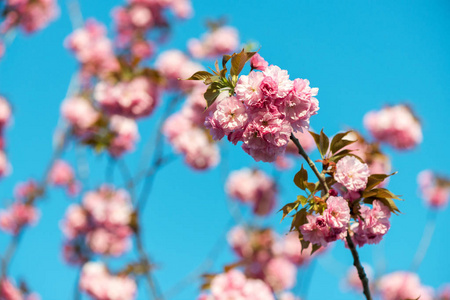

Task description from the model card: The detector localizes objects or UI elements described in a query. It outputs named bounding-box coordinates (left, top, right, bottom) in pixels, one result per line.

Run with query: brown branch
left=289, top=132, right=372, bottom=300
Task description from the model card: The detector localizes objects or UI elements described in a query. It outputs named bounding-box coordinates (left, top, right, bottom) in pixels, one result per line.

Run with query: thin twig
left=289, top=132, right=372, bottom=300
left=410, top=210, right=437, bottom=272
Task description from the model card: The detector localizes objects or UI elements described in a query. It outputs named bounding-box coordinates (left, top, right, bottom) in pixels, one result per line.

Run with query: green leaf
left=297, top=195, right=308, bottom=206
left=309, top=129, right=329, bottom=158
left=300, top=239, right=310, bottom=253
left=330, top=130, right=355, bottom=154
left=185, top=71, right=213, bottom=82
left=365, top=172, right=397, bottom=190
left=306, top=182, right=316, bottom=194
left=222, top=54, right=232, bottom=68
left=229, top=49, right=257, bottom=77
left=294, top=165, right=308, bottom=190
left=290, top=208, right=308, bottom=232
left=279, top=202, right=300, bottom=221
left=203, top=82, right=222, bottom=107
left=311, top=244, right=322, bottom=255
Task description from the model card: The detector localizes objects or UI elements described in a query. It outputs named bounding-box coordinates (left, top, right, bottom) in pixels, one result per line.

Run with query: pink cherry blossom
left=155, top=49, right=203, bottom=91
left=226, top=168, right=277, bottom=216
left=108, top=115, right=140, bottom=157
left=0, top=151, right=10, bottom=178
left=265, top=257, right=296, bottom=291
left=94, top=76, right=159, bottom=119
left=0, top=41, right=4, bottom=59
left=14, top=180, right=40, bottom=200
left=49, top=160, right=75, bottom=186
left=0, top=97, right=12, bottom=131
left=202, top=269, right=275, bottom=300
left=299, top=215, right=328, bottom=247
left=323, top=196, right=350, bottom=230
left=0, top=277, right=40, bottom=300
left=351, top=200, right=391, bottom=247
left=364, top=104, right=422, bottom=150
left=251, top=53, right=269, bottom=71
left=65, top=19, right=119, bottom=78
left=335, top=156, right=370, bottom=192
left=188, top=26, right=239, bottom=59
left=61, top=204, right=88, bottom=239
left=417, top=170, right=450, bottom=209
left=2, top=0, right=59, bottom=34
left=0, top=202, right=40, bottom=235
left=61, top=96, right=99, bottom=131
left=278, top=292, right=301, bottom=300
left=377, top=271, right=434, bottom=300
left=80, top=262, right=137, bottom=300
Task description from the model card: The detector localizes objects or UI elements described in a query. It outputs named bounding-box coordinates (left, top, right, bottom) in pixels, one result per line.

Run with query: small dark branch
left=290, top=132, right=371, bottom=300
left=290, top=133, right=329, bottom=194
left=346, top=233, right=372, bottom=300
left=135, top=232, right=164, bottom=300
left=1, top=231, right=22, bottom=276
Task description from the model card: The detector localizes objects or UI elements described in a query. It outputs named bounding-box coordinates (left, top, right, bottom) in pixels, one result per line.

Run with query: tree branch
left=289, top=132, right=372, bottom=300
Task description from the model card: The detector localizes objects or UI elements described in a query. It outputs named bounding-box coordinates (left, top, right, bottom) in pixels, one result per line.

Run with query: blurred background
left=0, top=0, right=449, bottom=299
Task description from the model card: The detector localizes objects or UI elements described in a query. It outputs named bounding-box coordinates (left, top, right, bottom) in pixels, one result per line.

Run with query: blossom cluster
left=417, top=170, right=450, bottom=209
left=61, top=185, right=134, bottom=260
left=0, top=0, right=58, bottom=34
left=364, top=104, right=422, bottom=150
left=163, top=85, right=220, bottom=170
left=48, top=160, right=81, bottom=197
left=188, top=26, right=239, bottom=59
left=79, top=261, right=137, bottom=300
left=198, top=269, right=275, bottom=300
left=0, top=96, right=11, bottom=178
left=202, top=53, right=319, bottom=162
left=225, top=168, right=277, bottom=216
left=296, top=152, right=395, bottom=249
left=377, top=271, right=434, bottom=300
left=155, top=49, right=203, bottom=91
left=227, top=227, right=322, bottom=293
left=0, top=180, right=40, bottom=235
left=61, top=96, right=140, bottom=157
left=65, top=20, right=119, bottom=80
left=113, top=0, right=193, bottom=53
left=0, top=278, right=40, bottom=300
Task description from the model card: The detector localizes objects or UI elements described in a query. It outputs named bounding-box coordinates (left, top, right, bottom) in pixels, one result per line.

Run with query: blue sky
left=0, top=0, right=449, bottom=299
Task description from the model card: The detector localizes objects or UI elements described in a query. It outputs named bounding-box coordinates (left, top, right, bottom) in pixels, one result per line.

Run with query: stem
left=135, top=231, right=163, bottom=300
left=410, top=210, right=437, bottom=272
left=289, top=133, right=372, bottom=300
left=289, top=134, right=329, bottom=194
left=346, top=234, right=372, bottom=300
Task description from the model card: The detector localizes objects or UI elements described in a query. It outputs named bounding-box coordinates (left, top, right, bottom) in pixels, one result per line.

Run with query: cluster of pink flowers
left=198, top=269, right=275, bottom=300
left=351, top=200, right=391, bottom=247
left=300, top=155, right=392, bottom=247
left=188, top=26, right=239, bottom=59
left=113, top=0, right=192, bottom=51
left=334, top=156, right=370, bottom=192
left=94, top=76, right=159, bottom=119
left=300, top=196, right=350, bottom=247
left=48, top=160, right=81, bottom=196
left=227, top=227, right=322, bottom=293
left=79, top=261, right=137, bottom=300
left=163, top=86, right=220, bottom=170
left=0, top=0, right=58, bottom=34
left=0, top=201, right=39, bottom=235
left=61, top=185, right=134, bottom=259
left=417, top=170, right=450, bottom=209
left=0, top=96, right=11, bottom=178
left=155, top=49, right=203, bottom=91
left=65, top=20, right=119, bottom=79
left=205, top=58, right=319, bottom=162
left=0, top=278, right=40, bottom=300
left=225, top=168, right=277, bottom=216
left=377, top=271, right=434, bottom=300
left=364, top=104, right=422, bottom=150
left=342, top=131, right=391, bottom=183
left=61, top=96, right=140, bottom=157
